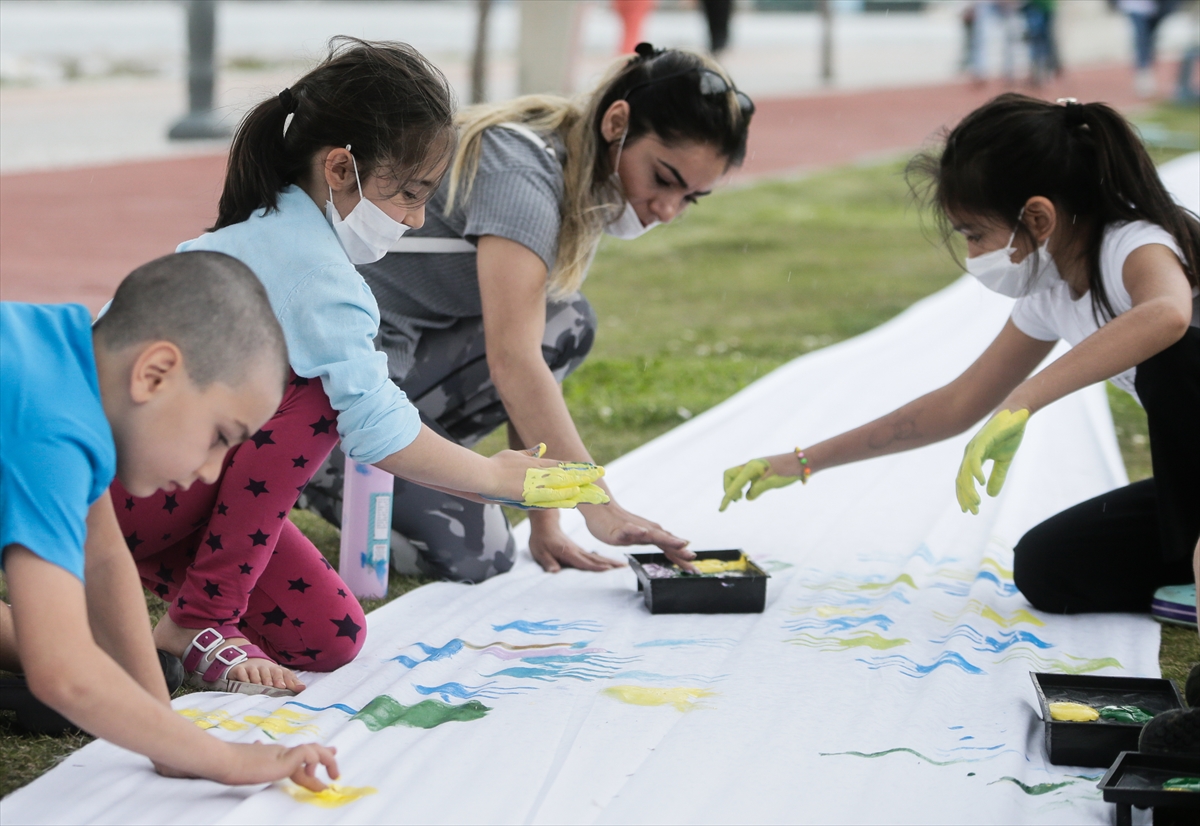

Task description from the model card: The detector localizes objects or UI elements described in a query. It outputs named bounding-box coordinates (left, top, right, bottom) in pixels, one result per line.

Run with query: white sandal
left=181, top=628, right=295, bottom=697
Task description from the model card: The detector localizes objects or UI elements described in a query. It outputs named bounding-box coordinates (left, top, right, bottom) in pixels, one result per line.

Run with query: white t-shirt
left=1010, top=220, right=1195, bottom=401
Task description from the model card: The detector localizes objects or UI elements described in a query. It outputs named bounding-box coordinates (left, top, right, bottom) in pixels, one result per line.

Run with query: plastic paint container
left=339, top=461, right=393, bottom=599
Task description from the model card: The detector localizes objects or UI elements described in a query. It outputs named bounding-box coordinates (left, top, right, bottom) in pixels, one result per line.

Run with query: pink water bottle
left=338, top=461, right=393, bottom=598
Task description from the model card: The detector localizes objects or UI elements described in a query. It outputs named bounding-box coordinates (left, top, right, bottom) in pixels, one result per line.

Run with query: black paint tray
left=1030, top=672, right=1186, bottom=767
left=626, top=549, right=769, bottom=614
left=1097, top=751, right=1200, bottom=824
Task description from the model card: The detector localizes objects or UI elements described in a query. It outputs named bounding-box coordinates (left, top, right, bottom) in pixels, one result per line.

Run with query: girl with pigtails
left=114, top=39, right=606, bottom=697
left=304, top=43, right=754, bottom=581
left=722, top=94, right=1200, bottom=619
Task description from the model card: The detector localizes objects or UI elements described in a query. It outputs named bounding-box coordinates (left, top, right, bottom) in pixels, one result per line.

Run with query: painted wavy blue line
left=858, top=651, right=986, bottom=677
left=931, top=625, right=1053, bottom=652
left=607, top=670, right=727, bottom=683
left=974, top=570, right=1021, bottom=596
left=483, top=665, right=618, bottom=681
left=390, top=639, right=466, bottom=668
left=633, top=638, right=737, bottom=649
left=783, top=614, right=895, bottom=633
left=284, top=701, right=359, bottom=715
left=492, top=619, right=604, bottom=636
left=413, top=681, right=535, bottom=701
left=949, top=743, right=1005, bottom=751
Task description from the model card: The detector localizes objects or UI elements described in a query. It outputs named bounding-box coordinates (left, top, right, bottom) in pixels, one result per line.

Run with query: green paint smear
left=988, top=776, right=1073, bottom=795
left=351, top=695, right=490, bottom=732
left=819, top=747, right=979, bottom=767
left=858, top=573, right=916, bottom=591
left=1163, top=777, right=1200, bottom=792
left=1098, top=705, right=1154, bottom=724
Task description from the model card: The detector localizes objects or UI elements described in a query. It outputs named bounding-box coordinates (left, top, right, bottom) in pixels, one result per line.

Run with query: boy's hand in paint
left=720, top=456, right=802, bottom=512
left=156, top=742, right=340, bottom=792
left=483, top=443, right=610, bottom=510
left=955, top=408, right=1029, bottom=515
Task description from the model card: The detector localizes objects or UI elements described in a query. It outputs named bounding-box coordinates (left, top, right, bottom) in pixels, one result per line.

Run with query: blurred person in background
left=701, top=0, right=734, bottom=57
left=614, top=0, right=656, bottom=54
left=304, top=45, right=753, bottom=582
left=965, top=1, right=1023, bottom=86
left=1022, top=0, right=1061, bottom=87
left=1116, top=0, right=1180, bottom=97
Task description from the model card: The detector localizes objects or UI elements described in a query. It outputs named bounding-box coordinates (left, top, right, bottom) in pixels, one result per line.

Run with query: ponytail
left=909, top=93, right=1200, bottom=322
left=212, top=37, right=455, bottom=230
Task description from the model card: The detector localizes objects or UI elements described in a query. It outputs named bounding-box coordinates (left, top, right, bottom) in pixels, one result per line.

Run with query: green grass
left=2, top=103, right=1197, bottom=798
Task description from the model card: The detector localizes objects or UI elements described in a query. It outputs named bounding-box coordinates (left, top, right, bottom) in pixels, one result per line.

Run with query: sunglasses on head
left=623, top=67, right=755, bottom=117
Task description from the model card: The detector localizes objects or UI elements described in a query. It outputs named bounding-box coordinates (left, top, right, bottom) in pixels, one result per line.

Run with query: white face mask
left=603, top=131, right=661, bottom=240
left=964, top=214, right=1061, bottom=298
left=325, top=146, right=409, bottom=265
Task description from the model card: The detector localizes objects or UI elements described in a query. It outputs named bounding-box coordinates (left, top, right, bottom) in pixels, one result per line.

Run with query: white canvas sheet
left=6, top=154, right=1195, bottom=825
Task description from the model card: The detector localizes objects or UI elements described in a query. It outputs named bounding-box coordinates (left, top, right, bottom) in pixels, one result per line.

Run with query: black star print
left=292, top=455, right=310, bottom=468
left=245, top=479, right=269, bottom=497
left=250, top=429, right=276, bottom=449
left=336, top=588, right=347, bottom=598
left=287, top=578, right=311, bottom=593
left=277, top=511, right=287, bottom=519
left=277, top=650, right=295, bottom=662
left=320, top=558, right=333, bottom=571
left=290, top=618, right=305, bottom=628
left=231, top=608, right=240, bottom=617
left=309, top=415, right=335, bottom=435
left=261, top=606, right=287, bottom=626
left=216, top=502, right=228, bottom=516
left=162, top=494, right=178, bottom=514
left=156, top=564, right=175, bottom=583
left=176, top=596, right=187, bottom=609
left=248, top=529, right=270, bottom=546
left=154, top=583, right=169, bottom=597
left=204, top=533, right=223, bottom=552
left=290, top=375, right=310, bottom=386
left=295, top=484, right=307, bottom=493
left=330, top=613, right=363, bottom=643
left=239, top=563, right=253, bottom=575
left=124, top=531, right=144, bottom=552
left=202, top=580, right=222, bottom=599
left=301, top=647, right=323, bottom=660
left=161, top=533, right=172, bottom=541
left=124, top=496, right=135, bottom=511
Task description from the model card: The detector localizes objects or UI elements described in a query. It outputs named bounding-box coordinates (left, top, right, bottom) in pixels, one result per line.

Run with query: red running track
left=0, top=62, right=1169, bottom=310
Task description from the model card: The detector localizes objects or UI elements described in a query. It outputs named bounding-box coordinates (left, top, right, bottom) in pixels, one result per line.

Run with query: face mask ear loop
left=346, top=145, right=364, bottom=199
left=612, top=129, right=629, bottom=199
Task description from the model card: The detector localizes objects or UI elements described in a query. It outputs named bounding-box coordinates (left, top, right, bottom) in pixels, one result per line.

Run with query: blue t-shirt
left=0, top=303, right=116, bottom=582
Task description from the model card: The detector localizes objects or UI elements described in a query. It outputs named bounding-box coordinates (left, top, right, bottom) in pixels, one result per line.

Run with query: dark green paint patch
left=351, top=695, right=490, bottom=731
left=988, top=776, right=1073, bottom=795
left=1163, top=777, right=1200, bottom=792
left=1098, top=705, right=1154, bottom=724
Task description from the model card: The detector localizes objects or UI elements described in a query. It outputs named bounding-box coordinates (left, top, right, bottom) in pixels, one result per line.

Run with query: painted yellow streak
left=178, top=708, right=250, bottom=732
left=935, top=599, right=1045, bottom=628
left=602, top=686, right=717, bottom=712
left=283, top=783, right=377, bottom=808
left=244, top=707, right=320, bottom=736
left=786, top=632, right=910, bottom=651
left=690, top=556, right=749, bottom=574
left=1048, top=702, right=1099, bottom=722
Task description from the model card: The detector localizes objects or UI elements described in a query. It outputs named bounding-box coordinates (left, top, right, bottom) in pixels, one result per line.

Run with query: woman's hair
left=212, top=37, right=455, bottom=230
left=908, top=93, right=1200, bottom=321
left=445, top=45, right=752, bottom=298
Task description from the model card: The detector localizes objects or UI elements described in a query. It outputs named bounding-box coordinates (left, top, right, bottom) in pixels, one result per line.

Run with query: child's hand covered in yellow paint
left=484, top=444, right=610, bottom=510
left=719, top=458, right=800, bottom=512
left=955, top=409, right=1029, bottom=515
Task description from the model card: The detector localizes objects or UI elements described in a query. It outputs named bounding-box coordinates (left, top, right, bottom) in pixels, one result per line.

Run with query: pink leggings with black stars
left=113, top=374, right=366, bottom=672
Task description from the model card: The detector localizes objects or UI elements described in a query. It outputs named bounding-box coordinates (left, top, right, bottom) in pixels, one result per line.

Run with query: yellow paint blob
left=283, top=782, right=377, bottom=808
left=858, top=573, right=916, bottom=591
left=178, top=708, right=250, bottom=732
left=690, top=556, right=749, bottom=574
left=936, top=599, right=1045, bottom=628
left=1048, top=701, right=1099, bottom=722
left=602, top=686, right=717, bottom=712
left=244, top=707, right=321, bottom=736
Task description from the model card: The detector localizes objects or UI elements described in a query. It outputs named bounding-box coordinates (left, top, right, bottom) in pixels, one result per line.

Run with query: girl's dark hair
left=590, top=43, right=752, bottom=183
left=908, top=93, right=1200, bottom=321
left=212, top=37, right=455, bottom=230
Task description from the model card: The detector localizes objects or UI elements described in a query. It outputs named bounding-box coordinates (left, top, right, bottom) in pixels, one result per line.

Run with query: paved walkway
left=0, top=61, right=1177, bottom=310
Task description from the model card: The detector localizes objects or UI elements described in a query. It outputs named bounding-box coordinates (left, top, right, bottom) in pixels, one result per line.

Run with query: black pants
left=1013, top=327, right=1200, bottom=614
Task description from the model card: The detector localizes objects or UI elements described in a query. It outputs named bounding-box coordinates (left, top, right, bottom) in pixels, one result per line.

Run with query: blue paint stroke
left=634, top=638, right=737, bottom=649
left=949, top=743, right=1005, bottom=752
left=959, top=735, right=975, bottom=740
left=359, top=552, right=388, bottom=581
left=783, top=614, right=894, bottom=634
left=858, top=651, right=986, bottom=677
left=413, top=681, right=535, bottom=701
left=285, top=701, right=359, bottom=715
left=931, top=625, right=1054, bottom=653
left=391, top=639, right=466, bottom=668
left=491, top=619, right=604, bottom=636
left=974, top=570, right=1020, bottom=597
left=949, top=725, right=964, bottom=730
left=484, top=651, right=636, bottom=682
left=608, top=670, right=727, bottom=684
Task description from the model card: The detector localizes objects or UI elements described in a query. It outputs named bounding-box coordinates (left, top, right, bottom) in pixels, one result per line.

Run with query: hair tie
left=277, top=87, right=298, bottom=114
left=1057, top=97, right=1087, bottom=128
left=633, top=42, right=660, bottom=60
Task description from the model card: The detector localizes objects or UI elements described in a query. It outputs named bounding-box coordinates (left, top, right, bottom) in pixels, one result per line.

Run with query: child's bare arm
left=1000, top=244, right=1193, bottom=415
left=5, top=546, right=338, bottom=789
left=82, top=492, right=169, bottom=702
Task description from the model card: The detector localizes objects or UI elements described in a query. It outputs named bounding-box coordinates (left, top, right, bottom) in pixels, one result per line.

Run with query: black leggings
left=1013, top=327, right=1200, bottom=614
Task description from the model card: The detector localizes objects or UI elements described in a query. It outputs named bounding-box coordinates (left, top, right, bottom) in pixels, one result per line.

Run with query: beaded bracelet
left=793, top=447, right=812, bottom=484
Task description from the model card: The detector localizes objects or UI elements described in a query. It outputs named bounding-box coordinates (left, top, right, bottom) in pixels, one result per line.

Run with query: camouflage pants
left=301, top=294, right=596, bottom=583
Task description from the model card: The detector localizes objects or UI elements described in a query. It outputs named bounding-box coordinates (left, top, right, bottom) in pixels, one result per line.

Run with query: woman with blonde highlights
left=305, top=44, right=753, bottom=580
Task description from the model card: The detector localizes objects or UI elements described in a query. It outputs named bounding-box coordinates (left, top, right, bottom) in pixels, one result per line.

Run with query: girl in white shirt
left=722, top=93, right=1200, bottom=617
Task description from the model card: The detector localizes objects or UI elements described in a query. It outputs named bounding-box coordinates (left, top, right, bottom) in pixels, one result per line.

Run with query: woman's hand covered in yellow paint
left=155, top=742, right=339, bottom=791
left=483, top=444, right=609, bottom=510
left=719, top=458, right=800, bottom=512
left=955, top=409, right=1029, bottom=515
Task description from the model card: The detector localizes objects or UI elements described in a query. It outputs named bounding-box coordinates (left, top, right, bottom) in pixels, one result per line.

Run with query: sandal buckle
left=192, top=629, right=224, bottom=654
left=215, top=645, right=248, bottom=668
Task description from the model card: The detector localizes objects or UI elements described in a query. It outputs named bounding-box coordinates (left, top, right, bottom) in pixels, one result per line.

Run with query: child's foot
left=222, top=639, right=305, bottom=692
left=155, top=617, right=304, bottom=694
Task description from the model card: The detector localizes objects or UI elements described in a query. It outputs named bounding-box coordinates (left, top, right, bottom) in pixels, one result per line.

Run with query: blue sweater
left=178, top=185, right=421, bottom=463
